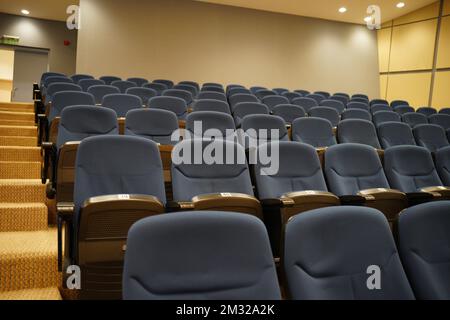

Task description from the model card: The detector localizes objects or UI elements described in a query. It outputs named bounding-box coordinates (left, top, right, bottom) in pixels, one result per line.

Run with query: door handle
left=12, top=87, right=18, bottom=98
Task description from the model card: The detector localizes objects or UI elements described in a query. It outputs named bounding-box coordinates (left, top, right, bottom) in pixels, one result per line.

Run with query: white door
left=12, top=49, right=49, bottom=103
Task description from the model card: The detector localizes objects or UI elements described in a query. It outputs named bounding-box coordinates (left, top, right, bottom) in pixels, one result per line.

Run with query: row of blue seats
left=62, top=133, right=450, bottom=300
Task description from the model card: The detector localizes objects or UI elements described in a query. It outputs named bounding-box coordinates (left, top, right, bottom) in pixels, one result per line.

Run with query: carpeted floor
left=0, top=102, right=61, bottom=300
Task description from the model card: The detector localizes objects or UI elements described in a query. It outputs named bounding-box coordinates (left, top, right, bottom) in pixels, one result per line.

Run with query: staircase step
left=0, top=203, right=48, bottom=232
left=0, top=180, right=47, bottom=203
left=0, top=119, right=35, bottom=126
left=0, top=287, right=62, bottom=300
left=0, top=146, right=41, bottom=162
left=0, top=126, right=37, bottom=137
left=0, top=136, right=37, bottom=147
left=0, top=111, right=34, bottom=122
left=0, top=229, right=60, bottom=291
left=0, top=102, right=34, bottom=113
left=0, top=161, right=41, bottom=179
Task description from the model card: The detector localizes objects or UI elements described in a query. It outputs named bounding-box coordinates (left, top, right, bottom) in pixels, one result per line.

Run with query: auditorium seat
left=197, top=91, right=227, bottom=102
left=226, top=84, right=245, bottom=95
left=282, top=92, right=303, bottom=103
left=148, top=96, right=188, bottom=121
left=233, top=102, right=270, bottom=128
left=173, top=84, right=198, bottom=99
left=324, top=143, right=408, bottom=223
left=111, top=80, right=138, bottom=93
left=320, top=99, right=345, bottom=114
left=309, top=107, right=340, bottom=127
left=370, top=99, right=389, bottom=107
left=435, top=146, right=450, bottom=185
left=99, top=76, right=121, bottom=85
left=40, top=72, right=66, bottom=87
left=294, top=89, right=310, bottom=96
left=171, top=139, right=262, bottom=218
left=227, top=87, right=252, bottom=98
left=272, top=104, right=306, bottom=125
left=71, top=74, right=94, bottom=83
left=273, top=88, right=289, bottom=95
left=292, top=97, right=318, bottom=113
left=413, top=124, right=450, bottom=153
left=292, top=117, right=337, bottom=148
left=391, top=100, right=409, bottom=108
left=417, top=107, right=437, bottom=117
left=78, top=79, right=105, bottom=92
left=59, top=135, right=166, bottom=300
left=254, top=142, right=340, bottom=226
left=341, top=109, right=372, bottom=121
left=143, top=82, right=168, bottom=95
left=402, top=112, right=428, bottom=128
left=123, top=211, right=281, bottom=300
left=125, top=87, right=157, bottom=105
left=371, top=104, right=391, bottom=114
left=163, top=89, right=193, bottom=106
left=240, top=115, right=289, bottom=148
left=377, top=122, right=417, bottom=149
left=186, top=111, right=236, bottom=141
left=43, top=76, right=73, bottom=92
left=102, top=93, right=143, bottom=118
left=439, top=108, right=450, bottom=115
left=314, top=91, right=330, bottom=99
left=201, top=86, right=225, bottom=93
left=42, top=106, right=119, bottom=203
left=229, top=94, right=259, bottom=111
left=125, top=108, right=179, bottom=145
left=329, top=95, right=349, bottom=107
left=306, top=93, right=326, bottom=104
left=45, top=83, right=82, bottom=103
left=250, top=86, right=267, bottom=94
left=398, top=201, right=450, bottom=300
left=255, top=89, right=277, bottom=100
left=350, top=97, right=370, bottom=104
left=203, top=82, right=223, bottom=89
left=429, top=114, right=450, bottom=131
left=153, top=79, right=174, bottom=89
left=87, top=85, right=121, bottom=104
left=334, top=92, right=350, bottom=99
left=127, top=77, right=149, bottom=87
left=373, top=111, right=401, bottom=127
left=192, top=99, right=230, bottom=114
left=394, top=105, right=415, bottom=115
left=284, top=206, right=414, bottom=300
left=338, top=120, right=380, bottom=149
left=179, top=81, right=200, bottom=92
left=261, top=95, right=290, bottom=111
left=347, top=101, right=370, bottom=112
left=352, top=94, right=369, bottom=100
left=384, top=145, right=450, bottom=198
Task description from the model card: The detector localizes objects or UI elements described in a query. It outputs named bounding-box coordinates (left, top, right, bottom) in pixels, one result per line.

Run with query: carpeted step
left=0, top=180, right=47, bottom=203
left=0, top=161, right=41, bottom=179
left=0, top=146, right=41, bottom=162
left=0, top=136, right=37, bottom=147
left=0, top=203, right=48, bottom=232
left=0, top=125, right=37, bottom=137
left=0, top=287, right=62, bottom=300
left=0, top=102, right=34, bottom=113
left=0, top=111, right=34, bottom=122
left=0, top=229, right=60, bottom=291
left=0, top=119, right=35, bottom=126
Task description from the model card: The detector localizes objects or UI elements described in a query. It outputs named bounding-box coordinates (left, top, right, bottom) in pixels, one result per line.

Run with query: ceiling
left=0, top=0, right=78, bottom=21
left=0, top=0, right=438, bottom=23
left=196, top=0, right=438, bottom=24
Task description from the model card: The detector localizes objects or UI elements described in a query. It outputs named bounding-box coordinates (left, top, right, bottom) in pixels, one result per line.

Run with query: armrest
left=359, top=188, right=408, bottom=222
left=57, top=202, right=74, bottom=272
left=191, top=193, right=263, bottom=219
left=339, top=195, right=367, bottom=205
left=41, top=142, right=57, bottom=187
left=406, top=192, right=435, bottom=204
left=421, top=186, right=450, bottom=199
left=359, top=188, right=406, bottom=200
left=34, top=99, right=44, bottom=123
left=260, top=198, right=293, bottom=209
left=37, top=114, right=49, bottom=146
left=283, top=191, right=340, bottom=205
left=166, top=201, right=194, bottom=212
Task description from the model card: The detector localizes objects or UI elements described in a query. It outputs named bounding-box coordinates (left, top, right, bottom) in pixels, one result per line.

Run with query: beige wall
left=378, top=0, right=450, bottom=109
left=0, top=49, right=14, bottom=102
left=0, top=13, right=77, bottom=75
left=76, top=0, right=380, bottom=97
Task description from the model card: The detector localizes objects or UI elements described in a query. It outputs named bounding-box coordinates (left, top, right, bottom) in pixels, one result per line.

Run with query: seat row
left=58, top=134, right=450, bottom=300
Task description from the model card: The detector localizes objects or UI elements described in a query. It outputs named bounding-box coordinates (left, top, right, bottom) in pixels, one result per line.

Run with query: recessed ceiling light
left=339, top=7, right=347, bottom=13
left=21, top=9, right=30, bottom=15
left=397, top=2, right=406, bottom=8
